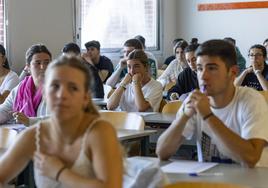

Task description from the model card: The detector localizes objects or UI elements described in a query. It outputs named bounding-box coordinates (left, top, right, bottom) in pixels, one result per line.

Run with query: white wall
left=7, top=0, right=74, bottom=73
left=176, top=0, right=268, bottom=66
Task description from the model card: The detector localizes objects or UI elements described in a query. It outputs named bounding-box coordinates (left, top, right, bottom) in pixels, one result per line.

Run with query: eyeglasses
left=248, top=53, right=263, bottom=58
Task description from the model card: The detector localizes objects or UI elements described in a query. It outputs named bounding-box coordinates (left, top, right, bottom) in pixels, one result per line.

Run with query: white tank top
left=34, top=119, right=101, bottom=188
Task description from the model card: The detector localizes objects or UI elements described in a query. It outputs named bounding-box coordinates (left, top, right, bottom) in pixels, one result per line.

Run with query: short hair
left=134, top=35, right=146, bottom=48
left=190, top=38, right=199, bottom=45
left=0, top=44, right=10, bottom=69
left=62, top=42, right=81, bottom=55
left=184, top=44, right=199, bottom=53
left=223, top=37, right=236, bottom=46
left=85, top=40, right=100, bottom=51
left=123, top=38, right=143, bottom=50
left=174, top=40, right=188, bottom=54
left=196, top=39, right=237, bottom=69
left=45, top=55, right=99, bottom=115
left=248, top=44, right=267, bottom=58
left=127, top=49, right=148, bottom=67
left=25, top=44, right=52, bottom=64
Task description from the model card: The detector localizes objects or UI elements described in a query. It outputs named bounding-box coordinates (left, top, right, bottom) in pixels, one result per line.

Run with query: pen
left=189, top=172, right=223, bottom=177
left=200, top=85, right=206, bottom=93
left=19, top=103, right=28, bottom=113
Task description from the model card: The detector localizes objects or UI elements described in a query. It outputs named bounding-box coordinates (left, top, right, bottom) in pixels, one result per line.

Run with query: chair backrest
left=258, top=90, right=268, bottom=103
left=164, top=181, right=248, bottom=188
left=161, top=100, right=182, bottom=114
left=0, top=128, right=17, bottom=149
left=164, top=82, right=176, bottom=91
left=100, top=111, right=145, bottom=130
left=159, top=99, right=167, bottom=112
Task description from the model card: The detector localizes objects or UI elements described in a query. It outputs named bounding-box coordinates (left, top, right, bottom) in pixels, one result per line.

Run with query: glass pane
left=80, top=0, right=158, bottom=50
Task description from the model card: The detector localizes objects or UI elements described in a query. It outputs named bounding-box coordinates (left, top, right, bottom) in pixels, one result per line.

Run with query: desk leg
left=141, top=136, right=150, bottom=156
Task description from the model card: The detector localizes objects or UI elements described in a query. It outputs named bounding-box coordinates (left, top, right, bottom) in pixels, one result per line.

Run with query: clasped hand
left=182, top=89, right=212, bottom=118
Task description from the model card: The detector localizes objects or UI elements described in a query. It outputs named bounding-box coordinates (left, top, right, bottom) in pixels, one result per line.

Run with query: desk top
left=92, top=98, right=108, bottom=107
left=117, top=129, right=157, bottom=141
left=138, top=157, right=267, bottom=188
left=138, top=112, right=175, bottom=128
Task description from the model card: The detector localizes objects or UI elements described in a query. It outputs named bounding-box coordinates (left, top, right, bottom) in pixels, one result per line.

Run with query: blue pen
left=189, top=172, right=223, bottom=177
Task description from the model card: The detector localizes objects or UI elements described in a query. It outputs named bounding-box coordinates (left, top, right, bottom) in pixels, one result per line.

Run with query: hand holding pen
left=12, top=103, right=30, bottom=126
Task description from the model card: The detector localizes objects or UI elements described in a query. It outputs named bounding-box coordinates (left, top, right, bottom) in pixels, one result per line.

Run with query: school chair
left=161, top=100, right=182, bottom=114
left=164, top=181, right=248, bottom=188
left=100, top=111, right=144, bottom=130
left=159, top=98, right=167, bottom=112
left=100, top=111, right=145, bottom=156
left=164, top=81, right=176, bottom=91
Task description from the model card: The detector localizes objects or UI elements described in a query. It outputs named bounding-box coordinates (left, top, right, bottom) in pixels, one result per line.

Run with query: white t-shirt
left=157, top=59, right=184, bottom=87
left=182, top=87, right=268, bottom=167
left=118, top=79, right=162, bottom=112
left=0, top=71, right=19, bottom=94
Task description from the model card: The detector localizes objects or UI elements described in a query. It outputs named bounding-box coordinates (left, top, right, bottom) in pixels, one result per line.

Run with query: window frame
left=75, top=0, right=162, bottom=54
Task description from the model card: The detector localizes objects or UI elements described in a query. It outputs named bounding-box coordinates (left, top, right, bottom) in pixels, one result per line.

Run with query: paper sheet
left=161, top=160, right=218, bottom=173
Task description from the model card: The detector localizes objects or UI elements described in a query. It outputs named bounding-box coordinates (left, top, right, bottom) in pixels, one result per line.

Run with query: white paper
left=161, top=160, right=218, bottom=173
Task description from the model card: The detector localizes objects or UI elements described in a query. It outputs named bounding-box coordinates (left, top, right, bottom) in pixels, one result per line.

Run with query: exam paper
left=161, top=160, right=218, bottom=173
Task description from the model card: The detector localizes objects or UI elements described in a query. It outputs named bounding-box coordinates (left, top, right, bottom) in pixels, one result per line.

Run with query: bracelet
left=254, top=70, right=261, bottom=75
left=182, top=105, right=190, bottom=118
left=132, top=80, right=141, bottom=85
left=203, top=112, right=214, bottom=121
left=55, top=165, right=67, bottom=181
left=120, top=83, right=127, bottom=90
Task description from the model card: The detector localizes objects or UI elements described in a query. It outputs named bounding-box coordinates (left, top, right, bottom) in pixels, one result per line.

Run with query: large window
left=0, top=0, right=5, bottom=44
left=77, top=0, right=160, bottom=51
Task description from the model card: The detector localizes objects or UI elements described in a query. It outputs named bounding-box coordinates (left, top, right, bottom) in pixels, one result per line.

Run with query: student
left=224, top=37, right=246, bottom=74
left=134, top=35, right=158, bottom=79
left=61, top=42, right=104, bottom=98
left=167, top=44, right=199, bottom=101
left=0, top=55, right=123, bottom=188
left=61, top=42, right=81, bottom=56
left=157, top=40, right=188, bottom=88
left=156, top=40, right=268, bottom=167
left=234, top=44, right=268, bottom=91
left=106, top=38, right=143, bottom=88
left=107, top=49, right=162, bottom=112
left=82, top=40, right=114, bottom=83
left=0, top=44, right=51, bottom=126
left=161, top=38, right=184, bottom=70
left=0, top=44, right=19, bottom=103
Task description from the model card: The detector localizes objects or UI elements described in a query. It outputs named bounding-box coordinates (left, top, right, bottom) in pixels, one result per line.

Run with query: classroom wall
left=7, top=0, right=268, bottom=72
left=176, top=0, right=268, bottom=66
left=7, top=0, right=74, bottom=73
left=6, top=0, right=179, bottom=72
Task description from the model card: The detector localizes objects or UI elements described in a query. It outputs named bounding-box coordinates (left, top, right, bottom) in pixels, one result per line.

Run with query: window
left=0, top=0, right=5, bottom=44
left=77, top=0, right=160, bottom=52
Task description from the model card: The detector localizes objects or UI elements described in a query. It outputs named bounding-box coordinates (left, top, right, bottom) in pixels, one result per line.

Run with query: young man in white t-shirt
left=107, top=49, right=162, bottom=112
left=156, top=39, right=268, bottom=167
